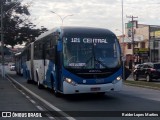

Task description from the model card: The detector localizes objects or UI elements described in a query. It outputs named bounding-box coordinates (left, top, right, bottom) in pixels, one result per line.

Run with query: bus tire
left=50, top=75, right=54, bottom=90
left=54, top=89, right=61, bottom=97
left=53, top=84, right=61, bottom=97
left=27, top=79, right=32, bottom=84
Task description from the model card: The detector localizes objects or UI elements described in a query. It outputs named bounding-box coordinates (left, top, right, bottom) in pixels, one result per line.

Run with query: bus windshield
left=63, top=37, right=121, bottom=69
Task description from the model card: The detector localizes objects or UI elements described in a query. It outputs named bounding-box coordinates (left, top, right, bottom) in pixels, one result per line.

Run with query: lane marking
left=36, top=105, right=44, bottom=111
left=26, top=96, right=30, bottom=99
left=21, top=92, right=26, bottom=95
left=7, top=75, right=76, bottom=120
left=45, top=114, right=55, bottom=120
left=30, top=99, right=36, bottom=104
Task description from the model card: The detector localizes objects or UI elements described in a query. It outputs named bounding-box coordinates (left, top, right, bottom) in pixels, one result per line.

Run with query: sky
left=21, top=0, right=160, bottom=36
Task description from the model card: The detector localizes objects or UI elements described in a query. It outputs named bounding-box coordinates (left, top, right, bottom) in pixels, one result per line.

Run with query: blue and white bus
left=15, top=52, right=22, bottom=75
left=16, top=26, right=123, bottom=95
left=15, top=43, right=33, bottom=80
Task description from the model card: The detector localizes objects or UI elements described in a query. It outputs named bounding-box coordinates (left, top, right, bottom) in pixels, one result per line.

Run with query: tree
left=0, top=0, right=48, bottom=48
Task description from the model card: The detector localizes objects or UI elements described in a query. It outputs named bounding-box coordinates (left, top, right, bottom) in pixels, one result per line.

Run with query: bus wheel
left=37, top=80, right=43, bottom=89
left=27, top=79, right=32, bottom=84
left=50, top=75, right=54, bottom=90
left=53, top=88, right=61, bottom=97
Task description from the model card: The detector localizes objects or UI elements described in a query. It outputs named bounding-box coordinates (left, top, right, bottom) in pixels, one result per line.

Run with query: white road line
left=45, top=114, right=55, bottom=120
left=26, top=96, right=30, bottom=99
left=21, top=92, right=26, bottom=95
left=30, top=99, right=36, bottom=104
left=7, top=75, right=76, bottom=120
left=36, top=105, right=44, bottom=111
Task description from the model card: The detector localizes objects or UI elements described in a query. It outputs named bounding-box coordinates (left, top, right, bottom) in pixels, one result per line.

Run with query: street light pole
left=1, top=0, right=5, bottom=79
left=50, top=11, right=73, bottom=26
left=121, top=0, right=125, bottom=80
left=1, top=0, right=23, bottom=79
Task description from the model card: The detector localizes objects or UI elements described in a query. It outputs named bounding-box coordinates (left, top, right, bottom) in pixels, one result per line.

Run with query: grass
left=124, top=80, right=160, bottom=90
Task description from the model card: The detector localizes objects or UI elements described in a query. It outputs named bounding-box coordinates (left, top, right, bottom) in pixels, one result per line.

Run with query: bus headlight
left=116, top=76, right=121, bottom=81
left=64, top=78, right=77, bottom=86
left=112, top=76, right=122, bottom=84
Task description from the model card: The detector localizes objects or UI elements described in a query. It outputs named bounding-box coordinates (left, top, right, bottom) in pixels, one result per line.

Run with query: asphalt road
left=2, top=65, right=159, bottom=120
left=0, top=77, right=50, bottom=119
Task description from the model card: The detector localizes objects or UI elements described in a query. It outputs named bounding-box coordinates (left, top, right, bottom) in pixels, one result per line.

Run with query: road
left=1, top=66, right=160, bottom=120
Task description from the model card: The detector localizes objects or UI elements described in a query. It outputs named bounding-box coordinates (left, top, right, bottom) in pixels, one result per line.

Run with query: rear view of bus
left=60, top=27, right=122, bottom=94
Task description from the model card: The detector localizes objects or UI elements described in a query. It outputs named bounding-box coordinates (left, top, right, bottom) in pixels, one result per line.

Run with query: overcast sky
left=21, top=0, right=160, bottom=36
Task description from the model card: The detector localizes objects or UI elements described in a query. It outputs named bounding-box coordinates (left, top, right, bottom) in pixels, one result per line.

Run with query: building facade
left=149, top=26, right=160, bottom=62
left=118, top=21, right=160, bottom=67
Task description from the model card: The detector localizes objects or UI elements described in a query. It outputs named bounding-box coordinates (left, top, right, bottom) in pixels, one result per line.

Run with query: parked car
left=133, top=62, right=160, bottom=82
left=10, top=64, right=15, bottom=71
left=134, top=64, right=142, bottom=69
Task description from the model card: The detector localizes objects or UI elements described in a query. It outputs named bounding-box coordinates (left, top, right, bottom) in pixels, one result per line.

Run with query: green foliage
left=0, top=0, right=48, bottom=47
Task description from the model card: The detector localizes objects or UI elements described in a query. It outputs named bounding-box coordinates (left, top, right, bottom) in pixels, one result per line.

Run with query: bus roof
left=62, top=26, right=115, bottom=36
left=35, top=26, right=116, bottom=41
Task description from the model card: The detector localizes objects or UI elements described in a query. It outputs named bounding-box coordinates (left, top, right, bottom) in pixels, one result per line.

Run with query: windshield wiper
left=95, top=59, right=108, bottom=68
left=82, top=55, right=94, bottom=69
left=82, top=44, right=108, bottom=69
left=82, top=56, right=108, bottom=69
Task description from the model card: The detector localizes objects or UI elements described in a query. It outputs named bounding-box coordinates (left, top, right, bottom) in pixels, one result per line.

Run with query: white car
left=10, top=64, right=15, bottom=71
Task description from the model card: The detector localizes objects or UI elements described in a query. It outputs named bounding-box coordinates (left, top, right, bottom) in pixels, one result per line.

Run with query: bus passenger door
left=55, top=45, right=62, bottom=92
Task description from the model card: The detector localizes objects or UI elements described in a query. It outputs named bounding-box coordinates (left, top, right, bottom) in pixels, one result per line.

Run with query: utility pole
left=1, top=0, right=16, bottom=79
left=1, top=0, right=5, bottom=79
left=121, top=0, right=125, bottom=80
left=126, top=15, right=138, bottom=64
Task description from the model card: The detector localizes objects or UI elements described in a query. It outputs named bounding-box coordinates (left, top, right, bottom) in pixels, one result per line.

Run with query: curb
left=6, top=74, right=76, bottom=120
left=124, top=82, right=160, bottom=91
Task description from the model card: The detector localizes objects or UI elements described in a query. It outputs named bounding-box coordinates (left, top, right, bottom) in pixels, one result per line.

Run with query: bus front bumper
left=63, top=80, right=122, bottom=94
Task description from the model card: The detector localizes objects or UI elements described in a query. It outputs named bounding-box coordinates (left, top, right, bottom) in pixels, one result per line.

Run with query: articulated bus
left=15, top=43, right=33, bottom=80
left=15, top=52, right=22, bottom=75
left=15, top=26, right=122, bottom=95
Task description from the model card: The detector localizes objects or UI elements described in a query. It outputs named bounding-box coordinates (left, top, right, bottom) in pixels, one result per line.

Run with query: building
left=118, top=21, right=160, bottom=66
left=149, top=26, right=160, bottom=62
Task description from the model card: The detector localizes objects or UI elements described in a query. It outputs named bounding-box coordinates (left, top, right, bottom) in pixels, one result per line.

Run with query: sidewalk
left=0, top=77, right=39, bottom=111
left=126, top=72, right=133, bottom=81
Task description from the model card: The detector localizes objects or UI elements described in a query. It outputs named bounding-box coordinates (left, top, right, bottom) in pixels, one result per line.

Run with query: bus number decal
left=70, top=38, right=108, bottom=44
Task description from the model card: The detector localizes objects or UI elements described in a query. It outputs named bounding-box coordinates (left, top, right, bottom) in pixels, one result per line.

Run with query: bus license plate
left=91, top=87, right=100, bottom=91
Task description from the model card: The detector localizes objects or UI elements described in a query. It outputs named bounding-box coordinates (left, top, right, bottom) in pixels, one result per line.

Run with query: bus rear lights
left=64, top=78, right=77, bottom=86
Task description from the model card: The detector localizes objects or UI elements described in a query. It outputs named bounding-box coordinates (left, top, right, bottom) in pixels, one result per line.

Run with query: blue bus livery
left=15, top=26, right=123, bottom=96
